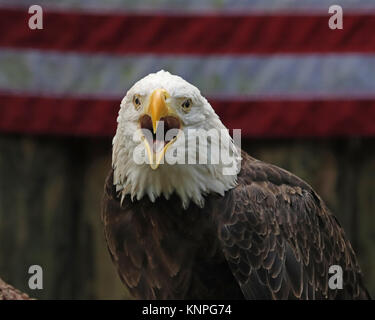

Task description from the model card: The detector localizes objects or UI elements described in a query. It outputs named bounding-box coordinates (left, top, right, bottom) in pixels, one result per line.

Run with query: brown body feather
left=102, top=150, right=370, bottom=299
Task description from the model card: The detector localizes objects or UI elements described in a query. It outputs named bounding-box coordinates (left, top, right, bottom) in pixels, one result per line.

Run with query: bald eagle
left=102, top=70, right=370, bottom=300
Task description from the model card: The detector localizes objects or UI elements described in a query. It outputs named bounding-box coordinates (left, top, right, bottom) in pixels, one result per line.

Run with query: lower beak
left=140, top=88, right=180, bottom=170
left=142, top=136, right=178, bottom=170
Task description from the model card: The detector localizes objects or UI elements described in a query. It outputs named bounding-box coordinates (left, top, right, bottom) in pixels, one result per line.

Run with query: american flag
left=0, top=0, right=374, bottom=137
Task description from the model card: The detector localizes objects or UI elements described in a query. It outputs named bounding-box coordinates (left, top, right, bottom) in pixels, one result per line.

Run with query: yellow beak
left=149, top=88, right=169, bottom=134
left=140, top=88, right=179, bottom=170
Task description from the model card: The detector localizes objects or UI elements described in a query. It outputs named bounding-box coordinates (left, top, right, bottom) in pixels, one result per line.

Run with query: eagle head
left=112, top=70, right=240, bottom=208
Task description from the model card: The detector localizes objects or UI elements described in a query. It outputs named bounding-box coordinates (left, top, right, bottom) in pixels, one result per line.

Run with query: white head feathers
left=112, top=70, right=240, bottom=209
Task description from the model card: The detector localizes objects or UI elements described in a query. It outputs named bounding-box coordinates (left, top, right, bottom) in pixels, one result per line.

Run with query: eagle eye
left=132, top=94, right=142, bottom=110
left=181, top=98, right=192, bottom=113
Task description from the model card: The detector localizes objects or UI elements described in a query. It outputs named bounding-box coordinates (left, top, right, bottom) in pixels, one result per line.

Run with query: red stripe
left=0, top=8, right=374, bottom=54
left=0, top=93, right=374, bottom=137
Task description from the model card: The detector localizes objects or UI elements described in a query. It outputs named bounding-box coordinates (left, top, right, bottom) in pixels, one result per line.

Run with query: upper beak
left=148, top=88, right=169, bottom=134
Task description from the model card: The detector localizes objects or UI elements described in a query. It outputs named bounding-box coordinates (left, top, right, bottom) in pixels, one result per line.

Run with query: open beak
left=139, top=88, right=181, bottom=170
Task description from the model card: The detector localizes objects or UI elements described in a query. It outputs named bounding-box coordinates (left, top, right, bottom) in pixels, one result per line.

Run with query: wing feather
left=216, top=151, right=370, bottom=300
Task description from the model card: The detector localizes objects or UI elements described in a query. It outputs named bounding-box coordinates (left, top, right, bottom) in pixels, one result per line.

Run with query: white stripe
left=1, top=49, right=375, bottom=99
left=1, top=0, right=375, bottom=13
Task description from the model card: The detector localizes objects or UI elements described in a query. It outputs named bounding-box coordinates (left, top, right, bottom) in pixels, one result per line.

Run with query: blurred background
left=0, top=0, right=374, bottom=299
